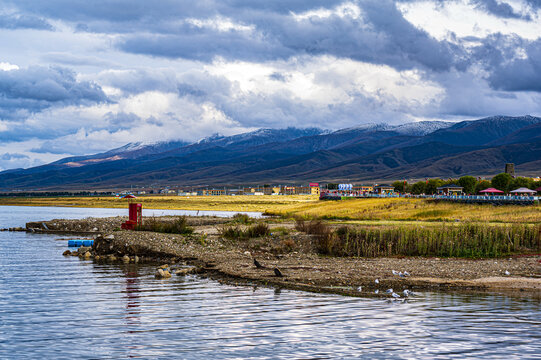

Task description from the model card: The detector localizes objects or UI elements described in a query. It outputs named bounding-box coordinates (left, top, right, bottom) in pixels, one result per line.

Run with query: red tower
left=121, top=203, right=142, bottom=230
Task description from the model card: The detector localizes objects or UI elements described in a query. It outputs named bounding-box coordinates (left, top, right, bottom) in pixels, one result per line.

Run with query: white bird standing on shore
left=392, top=292, right=400, bottom=299
left=375, top=279, right=379, bottom=284
left=505, top=270, right=510, bottom=275
left=403, top=289, right=411, bottom=297
left=392, top=270, right=399, bottom=275
left=386, top=288, right=393, bottom=294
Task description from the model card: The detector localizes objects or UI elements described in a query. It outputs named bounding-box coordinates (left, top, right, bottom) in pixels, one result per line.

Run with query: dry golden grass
left=0, top=195, right=315, bottom=212
left=270, top=197, right=541, bottom=224
left=0, top=195, right=539, bottom=224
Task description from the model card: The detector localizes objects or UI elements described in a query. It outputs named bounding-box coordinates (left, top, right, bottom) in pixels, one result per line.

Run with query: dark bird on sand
left=274, top=268, right=283, bottom=277
left=254, top=258, right=264, bottom=269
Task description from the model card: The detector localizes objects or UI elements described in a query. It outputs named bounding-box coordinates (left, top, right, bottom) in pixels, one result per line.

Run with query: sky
left=0, top=0, right=540, bottom=170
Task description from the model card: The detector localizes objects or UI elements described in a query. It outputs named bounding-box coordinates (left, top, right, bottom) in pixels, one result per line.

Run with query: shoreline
left=25, top=216, right=541, bottom=298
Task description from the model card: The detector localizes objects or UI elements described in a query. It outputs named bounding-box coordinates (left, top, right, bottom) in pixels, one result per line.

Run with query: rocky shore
left=28, top=216, right=541, bottom=298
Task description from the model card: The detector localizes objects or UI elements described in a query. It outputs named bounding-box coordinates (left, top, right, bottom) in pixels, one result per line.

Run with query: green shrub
left=135, top=216, right=194, bottom=235
left=220, top=222, right=270, bottom=239
left=231, top=213, right=252, bottom=224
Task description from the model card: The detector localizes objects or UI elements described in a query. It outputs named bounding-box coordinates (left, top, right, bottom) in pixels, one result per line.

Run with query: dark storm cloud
left=5, top=0, right=461, bottom=72
left=116, top=0, right=462, bottom=73
left=471, top=0, right=529, bottom=20
left=0, top=66, right=108, bottom=120
left=488, top=39, right=541, bottom=92
left=0, top=13, right=53, bottom=30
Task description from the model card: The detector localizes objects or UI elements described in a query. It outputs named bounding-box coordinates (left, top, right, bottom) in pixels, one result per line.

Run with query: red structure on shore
left=121, top=203, right=142, bottom=230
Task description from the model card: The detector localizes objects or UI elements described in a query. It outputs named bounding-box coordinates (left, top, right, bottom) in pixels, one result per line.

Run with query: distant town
left=2, top=164, right=540, bottom=203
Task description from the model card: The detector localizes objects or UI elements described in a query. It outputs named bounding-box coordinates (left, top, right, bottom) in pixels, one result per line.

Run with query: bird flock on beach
left=253, top=257, right=419, bottom=302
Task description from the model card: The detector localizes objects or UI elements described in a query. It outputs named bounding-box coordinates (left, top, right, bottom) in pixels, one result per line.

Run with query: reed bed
left=296, top=220, right=541, bottom=258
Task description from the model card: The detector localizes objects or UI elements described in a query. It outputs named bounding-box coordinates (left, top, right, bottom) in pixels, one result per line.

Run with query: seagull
left=392, top=292, right=400, bottom=299
left=274, top=268, right=283, bottom=277
left=374, top=289, right=379, bottom=294
left=399, top=272, right=405, bottom=278
left=375, top=279, right=379, bottom=284
left=505, top=270, right=510, bottom=276
left=254, top=258, right=264, bottom=269
left=386, top=288, right=393, bottom=294
left=404, top=271, right=410, bottom=277
left=403, top=289, right=411, bottom=297
left=357, top=286, right=362, bottom=292
left=392, top=270, right=399, bottom=275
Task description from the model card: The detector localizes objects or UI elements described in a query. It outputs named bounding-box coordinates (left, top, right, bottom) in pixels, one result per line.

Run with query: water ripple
left=1, top=207, right=540, bottom=359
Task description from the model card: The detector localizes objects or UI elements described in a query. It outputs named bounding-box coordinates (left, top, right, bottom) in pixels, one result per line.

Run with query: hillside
left=0, top=116, right=539, bottom=190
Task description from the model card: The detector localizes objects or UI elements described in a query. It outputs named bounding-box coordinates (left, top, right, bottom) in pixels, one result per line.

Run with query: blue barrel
left=67, top=239, right=94, bottom=247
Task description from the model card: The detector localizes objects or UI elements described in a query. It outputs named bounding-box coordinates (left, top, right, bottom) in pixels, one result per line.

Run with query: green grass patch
left=220, top=222, right=270, bottom=240
left=135, top=216, right=194, bottom=235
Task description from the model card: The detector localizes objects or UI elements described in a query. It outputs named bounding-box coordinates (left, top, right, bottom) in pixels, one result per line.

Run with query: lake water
left=0, top=206, right=540, bottom=359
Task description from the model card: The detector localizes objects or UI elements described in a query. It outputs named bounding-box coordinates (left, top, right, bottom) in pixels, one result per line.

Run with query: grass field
left=0, top=195, right=539, bottom=224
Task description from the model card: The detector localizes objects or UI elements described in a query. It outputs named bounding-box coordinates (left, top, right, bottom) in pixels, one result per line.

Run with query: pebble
left=175, top=268, right=195, bottom=276
left=156, top=269, right=172, bottom=279
left=122, top=255, right=130, bottom=263
left=84, top=251, right=91, bottom=258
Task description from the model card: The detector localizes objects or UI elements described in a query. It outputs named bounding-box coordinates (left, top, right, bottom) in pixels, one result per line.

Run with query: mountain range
left=1, top=115, right=540, bottom=190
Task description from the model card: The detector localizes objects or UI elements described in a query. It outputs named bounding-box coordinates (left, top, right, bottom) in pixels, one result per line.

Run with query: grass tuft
left=220, top=222, right=270, bottom=240
left=135, top=216, right=194, bottom=235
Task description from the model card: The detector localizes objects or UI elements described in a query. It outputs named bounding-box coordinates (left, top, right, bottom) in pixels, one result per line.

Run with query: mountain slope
left=0, top=115, right=539, bottom=190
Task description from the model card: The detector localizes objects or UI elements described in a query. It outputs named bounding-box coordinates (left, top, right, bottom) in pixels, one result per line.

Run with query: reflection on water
left=0, top=207, right=540, bottom=359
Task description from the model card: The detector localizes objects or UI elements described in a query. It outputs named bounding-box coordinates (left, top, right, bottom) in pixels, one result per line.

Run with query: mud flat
left=27, top=216, right=541, bottom=298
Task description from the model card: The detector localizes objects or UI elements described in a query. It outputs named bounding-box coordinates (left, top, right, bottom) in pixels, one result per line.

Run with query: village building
left=436, top=184, right=463, bottom=195
left=353, top=185, right=374, bottom=193
left=202, top=189, right=226, bottom=196
left=374, top=184, right=395, bottom=194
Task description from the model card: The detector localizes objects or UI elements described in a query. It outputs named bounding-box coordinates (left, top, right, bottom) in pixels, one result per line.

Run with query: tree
left=425, top=179, right=444, bottom=194
left=411, top=181, right=426, bottom=195
left=392, top=180, right=407, bottom=193
left=458, top=176, right=477, bottom=194
left=475, top=180, right=491, bottom=193
left=509, top=177, right=533, bottom=191
left=327, top=183, right=338, bottom=190
left=491, top=173, right=513, bottom=192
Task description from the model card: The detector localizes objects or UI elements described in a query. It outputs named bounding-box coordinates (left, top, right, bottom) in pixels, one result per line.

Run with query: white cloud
left=185, top=16, right=255, bottom=33
left=291, top=2, right=363, bottom=21
left=0, top=61, right=19, bottom=71
left=398, top=0, right=541, bottom=41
